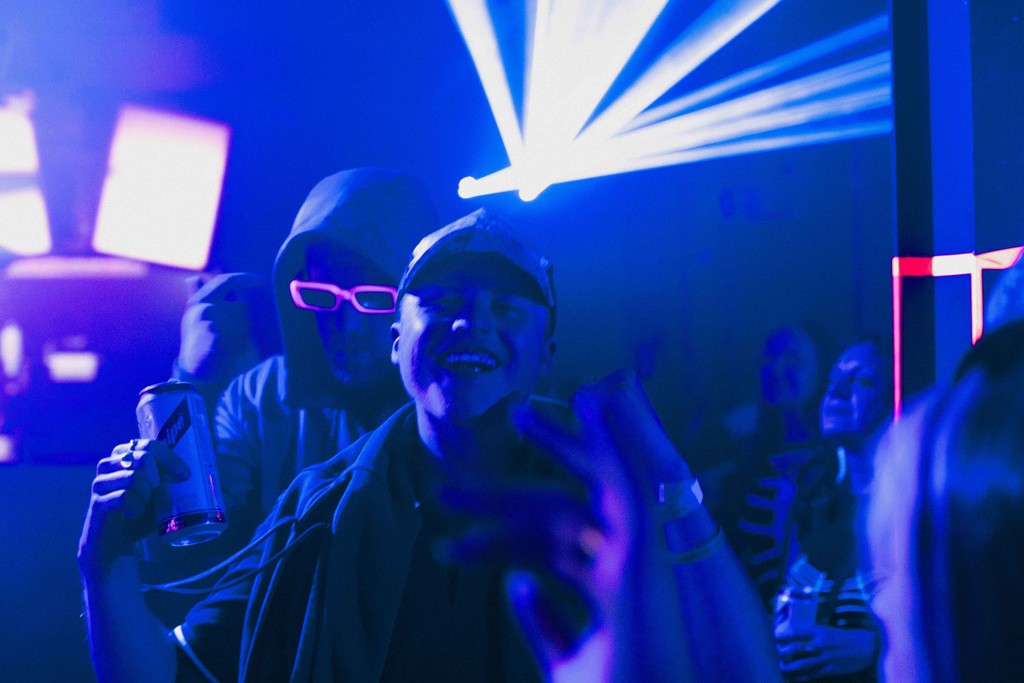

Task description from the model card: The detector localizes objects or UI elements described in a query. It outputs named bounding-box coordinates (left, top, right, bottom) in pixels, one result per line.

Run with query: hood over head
left=273, top=168, right=438, bottom=407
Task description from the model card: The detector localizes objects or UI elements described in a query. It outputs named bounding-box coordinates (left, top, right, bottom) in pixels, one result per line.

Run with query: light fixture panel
left=92, top=106, right=230, bottom=270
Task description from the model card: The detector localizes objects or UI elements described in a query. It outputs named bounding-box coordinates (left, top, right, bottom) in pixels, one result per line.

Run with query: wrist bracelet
left=657, top=478, right=703, bottom=518
left=667, top=526, right=725, bottom=564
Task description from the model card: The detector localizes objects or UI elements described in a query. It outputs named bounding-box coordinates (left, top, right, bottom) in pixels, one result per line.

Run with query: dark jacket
left=177, top=405, right=540, bottom=682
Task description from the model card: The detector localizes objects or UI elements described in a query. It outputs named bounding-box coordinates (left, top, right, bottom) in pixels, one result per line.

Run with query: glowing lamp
left=0, top=101, right=40, bottom=173
left=0, top=435, right=16, bottom=464
left=91, top=106, right=230, bottom=270
left=44, top=351, right=101, bottom=384
left=0, top=94, right=51, bottom=256
left=0, top=189, right=51, bottom=255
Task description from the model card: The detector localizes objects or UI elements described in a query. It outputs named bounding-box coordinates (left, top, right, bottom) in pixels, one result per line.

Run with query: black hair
left=953, top=317, right=1024, bottom=381
left=914, top=362, right=1024, bottom=681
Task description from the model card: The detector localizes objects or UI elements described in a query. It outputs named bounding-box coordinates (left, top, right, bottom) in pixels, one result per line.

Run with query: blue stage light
left=451, top=1, right=892, bottom=200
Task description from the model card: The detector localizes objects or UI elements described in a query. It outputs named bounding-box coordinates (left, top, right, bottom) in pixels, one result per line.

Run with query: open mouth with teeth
left=442, top=351, right=499, bottom=374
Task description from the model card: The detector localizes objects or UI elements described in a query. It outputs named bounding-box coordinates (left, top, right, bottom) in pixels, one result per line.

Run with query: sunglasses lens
left=296, top=287, right=337, bottom=310
left=353, top=290, right=396, bottom=312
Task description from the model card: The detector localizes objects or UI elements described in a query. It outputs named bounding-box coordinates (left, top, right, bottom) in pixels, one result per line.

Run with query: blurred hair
left=901, top=337, right=1024, bottom=681
left=954, top=316, right=1024, bottom=381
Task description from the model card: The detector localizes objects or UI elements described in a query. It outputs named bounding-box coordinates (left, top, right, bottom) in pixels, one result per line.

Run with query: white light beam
left=577, top=0, right=784, bottom=149
left=447, top=0, right=526, bottom=167
left=627, top=13, right=889, bottom=130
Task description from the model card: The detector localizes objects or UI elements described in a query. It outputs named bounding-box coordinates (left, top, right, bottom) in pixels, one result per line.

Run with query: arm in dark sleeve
left=212, top=372, right=265, bottom=550
left=173, top=516, right=271, bottom=683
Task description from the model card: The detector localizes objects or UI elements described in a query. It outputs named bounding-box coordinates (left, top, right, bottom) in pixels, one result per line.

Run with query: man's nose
left=451, top=294, right=494, bottom=334
left=325, top=303, right=359, bottom=334
left=828, top=376, right=852, bottom=398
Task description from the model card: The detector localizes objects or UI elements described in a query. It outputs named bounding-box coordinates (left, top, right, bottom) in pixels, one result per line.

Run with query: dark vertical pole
left=890, top=0, right=975, bottom=400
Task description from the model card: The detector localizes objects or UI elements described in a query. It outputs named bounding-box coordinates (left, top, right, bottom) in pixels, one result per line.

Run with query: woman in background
left=772, top=339, right=890, bottom=682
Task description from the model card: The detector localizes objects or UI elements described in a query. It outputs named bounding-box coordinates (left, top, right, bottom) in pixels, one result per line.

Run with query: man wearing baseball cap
left=79, top=209, right=777, bottom=682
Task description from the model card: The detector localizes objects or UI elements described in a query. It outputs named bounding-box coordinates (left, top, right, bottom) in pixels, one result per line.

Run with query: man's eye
left=492, top=297, right=525, bottom=318
left=855, top=374, right=878, bottom=390
left=418, top=291, right=459, bottom=311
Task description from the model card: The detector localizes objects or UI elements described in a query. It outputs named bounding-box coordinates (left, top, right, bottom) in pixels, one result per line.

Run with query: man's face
left=303, top=248, right=397, bottom=388
left=819, top=342, right=884, bottom=440
left=391, top=259, right=555, bottom=423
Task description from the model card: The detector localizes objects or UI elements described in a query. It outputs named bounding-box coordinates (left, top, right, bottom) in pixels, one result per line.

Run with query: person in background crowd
left=171, top=271, right=279, bottom=420
left=704, top=324, right=823, bottom=552
left=771, top=339, right=891, bottom=682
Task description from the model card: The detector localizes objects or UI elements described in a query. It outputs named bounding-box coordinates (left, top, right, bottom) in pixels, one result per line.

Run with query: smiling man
left=392, top=210, right=556, bottom=431
left=79, top=209, right=778, bottom=683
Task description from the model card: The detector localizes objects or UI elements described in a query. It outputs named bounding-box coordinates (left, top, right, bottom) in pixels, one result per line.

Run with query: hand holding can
left=136, top=380, right=227, bottom=546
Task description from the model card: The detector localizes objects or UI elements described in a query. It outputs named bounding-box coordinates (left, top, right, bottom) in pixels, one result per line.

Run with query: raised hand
left=442, top=370, right=694, bottom=679
left=176, top=272, right=269, bottom=382
left=78, top=439, right=189, bottom=577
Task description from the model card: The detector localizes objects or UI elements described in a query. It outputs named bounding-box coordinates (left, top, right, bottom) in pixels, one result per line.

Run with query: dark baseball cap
left=397, top=209, right=556, bottom=314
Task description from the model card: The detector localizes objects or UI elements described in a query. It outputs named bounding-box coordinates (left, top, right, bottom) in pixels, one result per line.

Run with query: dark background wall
left=5, top=1, right=1019, bottom=680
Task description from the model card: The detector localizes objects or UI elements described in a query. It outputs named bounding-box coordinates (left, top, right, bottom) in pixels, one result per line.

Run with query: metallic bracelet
left=657, top=478, right=704, bottom=519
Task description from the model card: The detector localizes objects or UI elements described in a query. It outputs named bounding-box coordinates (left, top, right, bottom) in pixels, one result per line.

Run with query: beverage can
left=136, top=380, right=227, bottom=546
left=774, top=584, right=819, bottom=635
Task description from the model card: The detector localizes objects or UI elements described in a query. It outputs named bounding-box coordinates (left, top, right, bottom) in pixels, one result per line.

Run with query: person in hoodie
left=78, top=210, right=779, bottom=682
left=207, top=168, right=439, bottom=550
left=136, top=168, right=438, bottom=626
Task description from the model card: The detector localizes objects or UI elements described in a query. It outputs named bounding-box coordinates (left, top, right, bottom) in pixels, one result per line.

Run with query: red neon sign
left=891, top=246, right=1024, bottom=415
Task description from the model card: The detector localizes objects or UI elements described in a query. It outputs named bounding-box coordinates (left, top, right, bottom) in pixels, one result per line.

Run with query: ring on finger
left=120, top=440, right=139, bottom=470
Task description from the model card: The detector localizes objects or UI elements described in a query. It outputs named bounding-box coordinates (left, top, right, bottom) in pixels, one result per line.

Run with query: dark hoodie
left=273, top=168, right=438, bottom=408
left=211, top=168, right=438, bottom=550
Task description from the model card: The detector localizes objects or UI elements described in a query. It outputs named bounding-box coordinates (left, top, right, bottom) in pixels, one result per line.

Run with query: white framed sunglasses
left=289, top=280, right=398, bottom=314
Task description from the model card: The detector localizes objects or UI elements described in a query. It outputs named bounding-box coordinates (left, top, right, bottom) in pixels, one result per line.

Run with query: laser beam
left=451, top=1, right=893, bottom=201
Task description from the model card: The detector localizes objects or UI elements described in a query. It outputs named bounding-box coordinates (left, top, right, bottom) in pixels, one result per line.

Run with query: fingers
left=506, top=571, right=558, bottom=668
left=573, top=370, right=692, bottom=485
left=776, top=636, right=814, bottom=660
left=101, top=439, right=187, bottom=487
left=507, top=573, right=589, bottom=667
left=505, top=570, right=595, bottom=667
left=187, top=272, right=263, bottom=306
left=92, top=477, right=152, bottom=520
left=779, top=650, right=827, bottom=677
left=95, top=441, right=159, bottom=518
left=82, top=438, right=189, bottom=570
